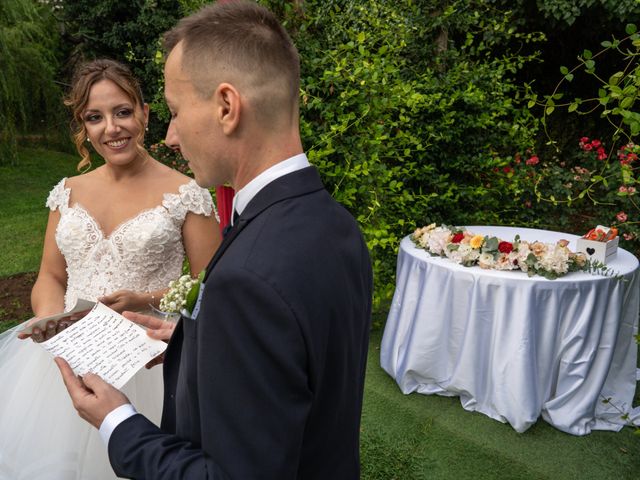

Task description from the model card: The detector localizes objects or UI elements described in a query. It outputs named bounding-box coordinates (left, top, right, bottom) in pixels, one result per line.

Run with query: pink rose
left=580, top=136, right=590, bottom=144
left=628, top=186, right=636, bottom=194
left=525, top=155, right=539, bottom=166
left=616, top=211, right=628, bottom=223
left=583, top=143, right=593, bottom=151
left=619, top=185, right=628, bottom=193
left=623, top=233, right=635, bottom=241
left=596, top=147, right=606, bottom=160
left=591, top=139, right=602, bottom=148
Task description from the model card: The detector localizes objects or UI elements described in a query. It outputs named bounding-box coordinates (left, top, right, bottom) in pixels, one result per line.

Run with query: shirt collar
left=231, top=153, right=310, bottom=224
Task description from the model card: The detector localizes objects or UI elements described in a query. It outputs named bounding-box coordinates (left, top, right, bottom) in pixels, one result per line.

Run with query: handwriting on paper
left=41, top=303, right=167, bottom=389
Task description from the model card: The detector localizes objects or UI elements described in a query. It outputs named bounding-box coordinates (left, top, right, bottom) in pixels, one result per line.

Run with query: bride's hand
left=99, top=290, right=146, bottom=313
left=17, top=315, right=79, bottom=342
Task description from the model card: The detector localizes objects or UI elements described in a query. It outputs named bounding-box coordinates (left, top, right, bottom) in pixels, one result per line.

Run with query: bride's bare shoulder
left=151, top=159, right=196, bottom=190
left=62, top=168, right=102, bottom=190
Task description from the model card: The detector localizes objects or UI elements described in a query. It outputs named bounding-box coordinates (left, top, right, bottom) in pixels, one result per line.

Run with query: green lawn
left=0, top=148, right=77, bottom=276
left=1, top=147, right=639, bottom=478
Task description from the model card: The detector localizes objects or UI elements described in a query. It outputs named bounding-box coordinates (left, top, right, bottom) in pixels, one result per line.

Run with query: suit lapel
left=203, top=166, right=325, bottom=281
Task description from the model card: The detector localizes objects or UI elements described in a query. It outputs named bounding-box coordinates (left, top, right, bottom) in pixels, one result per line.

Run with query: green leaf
left=601, top=40, right=612, bottom=48
left=357, top=31, right=365, bottom=43
left=609, top=72, right=624, bottom=86
left=585, top=59, right=595, bottom=70
left=545, top=106, right=555, bottom=115
left=622, top=85, right=637, bottom=96
left=482, top=236, right=499, bottom=252
left=620, top=97, right=634, bottom=109
left=568, top=102, right=578, bottom=112
left=583, top=49, right=592, bottom=60
left=625, top=24, right=637, bottom=35
left=564, top=73, right=574, bottom=82
left=185, top=270, right=206, bottom=314
left=560, top=66, right=569, bottom=75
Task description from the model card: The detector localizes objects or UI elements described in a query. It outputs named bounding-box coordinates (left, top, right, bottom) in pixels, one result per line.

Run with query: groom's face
left=164, top=42, right=226, bottom=188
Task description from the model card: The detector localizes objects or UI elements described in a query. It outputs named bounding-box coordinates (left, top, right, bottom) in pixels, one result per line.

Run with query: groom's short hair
left=163, top=0, right=300, bottom=117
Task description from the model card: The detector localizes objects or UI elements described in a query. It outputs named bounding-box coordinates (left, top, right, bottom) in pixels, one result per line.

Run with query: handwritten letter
left=41, top=303, right=167, bottom=389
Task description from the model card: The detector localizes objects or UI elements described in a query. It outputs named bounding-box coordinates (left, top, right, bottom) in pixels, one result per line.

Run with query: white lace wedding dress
left=0, top=178, right=216, bottom=480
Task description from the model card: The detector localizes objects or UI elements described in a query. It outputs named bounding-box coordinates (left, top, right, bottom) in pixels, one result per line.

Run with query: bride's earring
left=86, top=138, right=90, bottom=143
left=145, top=125, right=149, bottom=132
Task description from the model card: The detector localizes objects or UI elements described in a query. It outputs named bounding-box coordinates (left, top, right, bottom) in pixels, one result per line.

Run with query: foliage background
left=2, top=0, right=639, bottom=313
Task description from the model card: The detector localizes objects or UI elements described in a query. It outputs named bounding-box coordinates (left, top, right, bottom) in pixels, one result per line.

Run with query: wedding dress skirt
left=0, top=325, right=162, bottom=480
left=0, top=178, right=216, bottom=479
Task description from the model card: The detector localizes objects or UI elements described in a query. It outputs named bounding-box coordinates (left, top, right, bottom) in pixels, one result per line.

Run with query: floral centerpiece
left=411, top=224, right=591, bottom=280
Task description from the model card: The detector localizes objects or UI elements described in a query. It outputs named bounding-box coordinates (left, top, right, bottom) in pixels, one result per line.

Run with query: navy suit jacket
left=108, top=166, right=373, bottom=479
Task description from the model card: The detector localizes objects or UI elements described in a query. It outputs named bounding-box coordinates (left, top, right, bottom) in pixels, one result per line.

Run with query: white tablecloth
left=380, top=226, right=640, bottom=435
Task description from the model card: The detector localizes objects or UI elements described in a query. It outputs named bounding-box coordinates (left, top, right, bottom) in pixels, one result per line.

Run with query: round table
left=380, top=226, right=639, bottom=434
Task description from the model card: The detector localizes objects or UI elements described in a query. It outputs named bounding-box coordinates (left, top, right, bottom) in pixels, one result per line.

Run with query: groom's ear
left=215, top=83, right=241, bottom=135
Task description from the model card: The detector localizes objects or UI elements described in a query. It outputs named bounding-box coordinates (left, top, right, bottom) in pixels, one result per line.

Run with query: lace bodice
left=46, top=178, right=217, bottom=311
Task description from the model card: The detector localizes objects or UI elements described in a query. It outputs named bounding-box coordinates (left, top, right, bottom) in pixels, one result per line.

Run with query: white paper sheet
left=39, top=303, right=167, bottom=389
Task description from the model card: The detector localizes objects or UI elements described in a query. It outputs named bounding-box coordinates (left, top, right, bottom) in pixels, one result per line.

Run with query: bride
left=0, top=59, right=221, bottom=479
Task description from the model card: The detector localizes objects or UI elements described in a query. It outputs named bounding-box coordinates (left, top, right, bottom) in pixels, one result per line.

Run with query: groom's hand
left=123, top=311, right=175, bottom=368
left=55, top=357, right=129, bottom=429
left=123, top=311, right=176, bottom=342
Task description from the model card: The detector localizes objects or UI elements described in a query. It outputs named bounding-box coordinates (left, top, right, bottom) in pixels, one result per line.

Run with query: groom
left=56, top=1, right=372, bottom=478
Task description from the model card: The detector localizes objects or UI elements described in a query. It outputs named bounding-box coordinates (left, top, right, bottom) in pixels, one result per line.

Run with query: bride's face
left=83, top=79, right=149, bottom=168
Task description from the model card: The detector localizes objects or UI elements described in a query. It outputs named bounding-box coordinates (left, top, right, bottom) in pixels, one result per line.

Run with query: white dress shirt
left=99, top=152, right=311, bottom=446
left=231, top=153, right=310, bottom=224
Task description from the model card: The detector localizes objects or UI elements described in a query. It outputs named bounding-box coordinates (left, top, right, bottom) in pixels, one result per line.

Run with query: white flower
left=426, top=227, right=452, bottom=255
left=478, top=252, right=496, bottom=269
left=160, top=274, right=199, bottom=313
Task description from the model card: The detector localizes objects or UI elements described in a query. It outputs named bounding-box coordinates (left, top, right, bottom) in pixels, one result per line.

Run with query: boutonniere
left=159, top=270, right=205, bottom=319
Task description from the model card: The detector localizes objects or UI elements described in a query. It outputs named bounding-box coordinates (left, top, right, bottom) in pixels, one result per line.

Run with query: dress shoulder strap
left=163, top=180, right=219, bottom=223
left=45, top=178, right=70, bottom=212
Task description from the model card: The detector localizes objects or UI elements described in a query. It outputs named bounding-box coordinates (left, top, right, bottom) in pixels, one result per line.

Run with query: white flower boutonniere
left=158, top=270, right=205, bottom=319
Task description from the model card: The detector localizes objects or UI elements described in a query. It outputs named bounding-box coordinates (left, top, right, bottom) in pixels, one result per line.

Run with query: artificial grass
left=0, top=148, right=77, bottom=276
left=361, top=328, right=640, bottom=479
